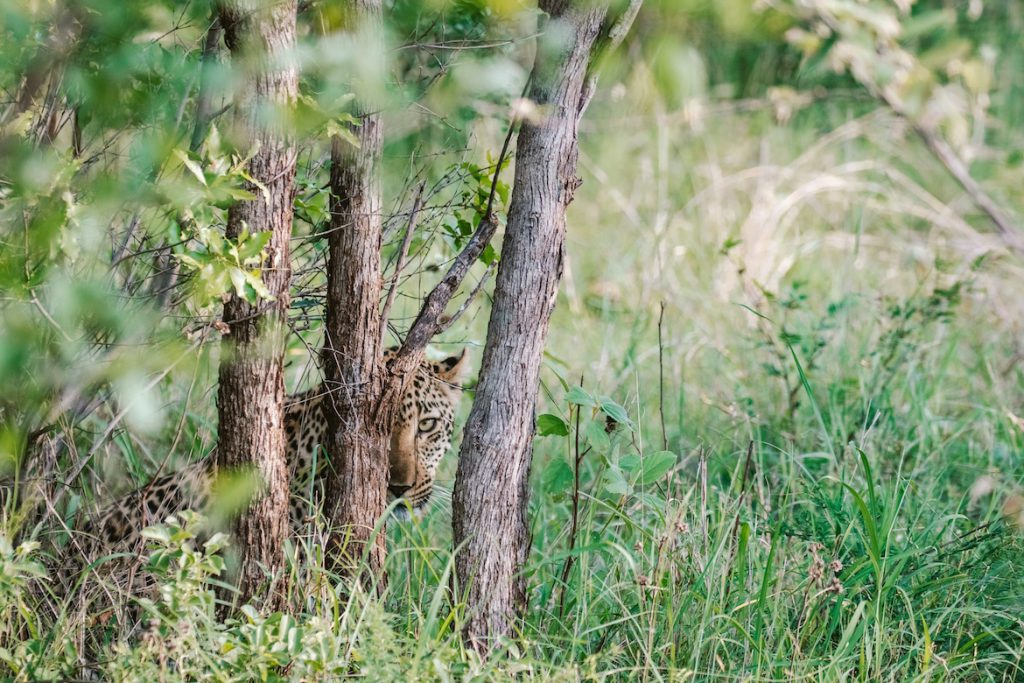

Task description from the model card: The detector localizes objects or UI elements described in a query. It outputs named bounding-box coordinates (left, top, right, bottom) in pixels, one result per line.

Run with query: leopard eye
left=418, top=417, right=439, bottom=433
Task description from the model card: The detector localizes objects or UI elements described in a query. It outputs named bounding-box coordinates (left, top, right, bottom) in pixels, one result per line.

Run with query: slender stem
left=558, top=375, right=588, bottom=618
left=657, top=301, right=667, bottom=451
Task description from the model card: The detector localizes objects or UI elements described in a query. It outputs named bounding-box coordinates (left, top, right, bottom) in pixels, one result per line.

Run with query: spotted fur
left=78, top=350, right=468, bottom=549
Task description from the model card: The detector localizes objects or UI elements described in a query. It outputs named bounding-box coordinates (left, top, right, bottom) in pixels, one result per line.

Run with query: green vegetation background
left=1, top=0, right=1022, bottom=679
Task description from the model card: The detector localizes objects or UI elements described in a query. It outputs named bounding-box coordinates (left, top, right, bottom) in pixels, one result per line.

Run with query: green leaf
left=140, top=526, right=171, bottom=544
left=565, top=386, right=596, bottom=407
left=218, top=186, right=255, bottom=202
left=236, top=230, right=272, bottom=263
left=204, top=532, right=230, bottom=554
left=326, top=118, right=361, bottom=148
left=542, top=459, right=574, bottom=493
left=634, top=450, right=675, bottom=483
left=537, top=413, right=570, bottom=437
left=599, top=398, right=632, bottom=428
left=602, top=465, right=631, bottom=496
left=585, top=419, right=611, bottom=453
left=239, top=170, right=271, bottom=204
left=480, top=243, right=498, bottom=265
left=228, top=268, right=248, bottom=299
left=244, top=270, right=273, bottom=301
left=174, top=149, right=207, bottom=186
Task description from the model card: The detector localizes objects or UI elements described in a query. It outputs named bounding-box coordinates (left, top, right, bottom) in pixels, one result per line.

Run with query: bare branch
left=607, top=0, right=643, bottom=49
left=379, top=180, right=426, bottom=342
left=907, top=122, right=1023, bottom=254
left=809, top=6, right=1022, bottom=254
left=580, top=0, right=644, bottom=116
left=390, top=214, right=498, bottom=371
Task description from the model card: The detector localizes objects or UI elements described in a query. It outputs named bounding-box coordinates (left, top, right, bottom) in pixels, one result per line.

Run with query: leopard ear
left=433, top=349, right=469, bottom=385
left=383, top=346, right=400, bottom=362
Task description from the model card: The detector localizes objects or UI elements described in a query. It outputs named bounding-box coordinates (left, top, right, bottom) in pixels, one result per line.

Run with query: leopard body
left=78, top=350, right=468, bottom=549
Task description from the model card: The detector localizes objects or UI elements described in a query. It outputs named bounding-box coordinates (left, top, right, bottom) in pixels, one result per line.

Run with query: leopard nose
left=388, top=484, right=412, bottom=498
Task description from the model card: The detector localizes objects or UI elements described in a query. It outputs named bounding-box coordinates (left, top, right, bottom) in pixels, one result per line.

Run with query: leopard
left=75, top=349, right=469, bottom=553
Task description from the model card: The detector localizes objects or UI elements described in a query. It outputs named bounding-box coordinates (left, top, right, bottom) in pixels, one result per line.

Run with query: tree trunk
left=318, top=0, right=510, bottom=585
left=451, top=0, right=623, bottom=650
left=216, top=0, right=298, bottom=609
left=321, top=0, right=390, bottom=583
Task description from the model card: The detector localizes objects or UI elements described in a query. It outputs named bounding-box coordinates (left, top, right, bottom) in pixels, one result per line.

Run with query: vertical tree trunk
left=318, top=0, right=502, bottom=584
left=321, top=0, right=390, bottom=582
left=216, top=0, right=298, bottom=609
left=452, top=0, right=637, bottom=650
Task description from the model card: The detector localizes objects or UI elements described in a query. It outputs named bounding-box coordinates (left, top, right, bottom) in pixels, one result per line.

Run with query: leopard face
left=386, top=351, right=468, bottom=511
left=286, top=349, right=469, bottom=521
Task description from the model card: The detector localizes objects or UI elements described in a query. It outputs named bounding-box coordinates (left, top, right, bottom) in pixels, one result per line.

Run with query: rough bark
left=451, top=0, right=621, bottom=650
left=216, top=0, right=298, bottom=609
left=320, top=0, right=390, bottom=582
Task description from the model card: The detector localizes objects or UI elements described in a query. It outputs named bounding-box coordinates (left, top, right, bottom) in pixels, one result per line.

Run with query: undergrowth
left=3, top=90, right=1024, bottom=680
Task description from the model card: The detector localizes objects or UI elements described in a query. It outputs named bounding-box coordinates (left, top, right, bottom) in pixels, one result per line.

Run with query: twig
left=72, top=106, right=83, bottom=158
left=435, top=260, right=495, bottom=335
left=57, top=336, right=207, bottom=501
left=731, top=441, right=755, bottom=541
left=379, top=181, right=426, bottom=342
left=30, top=294, right=74, bottom=342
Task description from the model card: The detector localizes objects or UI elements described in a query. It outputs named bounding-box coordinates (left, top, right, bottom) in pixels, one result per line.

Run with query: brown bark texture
left=216, top=0, right=298, bottom=608
left=321, top=0, right=390, bottom=582
left=451, top=0, right=610, bottom=650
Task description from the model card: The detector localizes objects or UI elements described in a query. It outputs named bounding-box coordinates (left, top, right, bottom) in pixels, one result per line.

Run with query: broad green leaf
left=244, top=270, right=273, bottom=301
left=634, top=450, right=675, bottom=483
left=140, top=526, right=171, bottom=544
left=174, top=149, right=207, bottom=186
left=599, top=398, right=632, bottom=428
left=622, top=450, right=678, bottom=484
left=566, top=386, right=595, bottom=407
left=326, top=118, right=361, bottom=148
left=228, top=268, right=248, bottom=298
left=602, top=464, right=631, bottom=496
left=542, top=459, right=574, bottom=493
left=480, top=243, right=498, bottom=265
left=585, top=419, right=611, bottom=453
left=536, top=413, right=569, bottom=437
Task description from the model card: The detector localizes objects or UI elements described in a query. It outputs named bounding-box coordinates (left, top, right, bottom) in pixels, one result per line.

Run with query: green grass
left=4, top=88, right=1024, bottom=681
